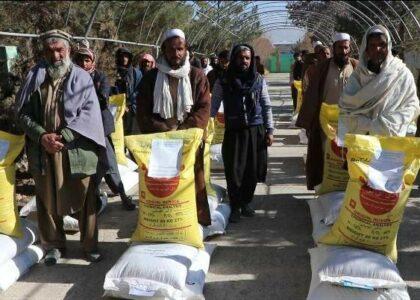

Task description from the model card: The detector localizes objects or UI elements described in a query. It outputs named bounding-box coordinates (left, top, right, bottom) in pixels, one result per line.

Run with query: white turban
left=162, top=29, right=185, bottom=42
left=333, top=32, right=351, bottom=43
left=312, top=41, right=323, bottom=48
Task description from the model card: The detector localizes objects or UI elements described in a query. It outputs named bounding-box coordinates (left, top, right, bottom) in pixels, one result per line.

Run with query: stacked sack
left=204, top=119, right=230, bottom=239
left=109, top=93, right=139, bottom=192
left=104, top=128, right=221, bottom=299
left=209, top=104, right=225, bottom=171
left=289, top=79, right=303, bottom=128
left=306, top=133, right=419, bottom=299
left=0, top=131, right=44, bottom=292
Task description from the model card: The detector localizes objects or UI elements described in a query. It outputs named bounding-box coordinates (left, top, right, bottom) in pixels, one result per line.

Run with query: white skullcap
left=312, top=41, right=323, bottom=48
left=369, top=28, right=385, bottom=35
left=162, top=28, right=185, bottom=42
left=333, top=32, right=351, bottom=42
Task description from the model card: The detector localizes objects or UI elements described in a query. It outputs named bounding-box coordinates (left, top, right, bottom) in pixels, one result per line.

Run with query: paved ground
left=2, top=73, right=420, bottom=300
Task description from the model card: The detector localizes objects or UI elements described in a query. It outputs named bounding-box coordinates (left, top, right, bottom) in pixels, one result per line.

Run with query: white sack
left=181, top=243, right=217, bottom=299
left=0, top=244, right=44, bottom=291
left=19, top=197, right=36, bottom=217
left=307, top=245, right=409, bottom=300
left=299, top=129, right=308, bottom=144
left=103, top=243, right=199, bottom=299
left=0, top=218, right=38, bottom=266
left=210, top=144, right=223, bottom=170
left=203, top=203, right=231, bottom=238
left=63, top=216, right=79, bottom=232
left=317, top=192, right=345, bottom=226
left=306, top=200, right=329, bottom=243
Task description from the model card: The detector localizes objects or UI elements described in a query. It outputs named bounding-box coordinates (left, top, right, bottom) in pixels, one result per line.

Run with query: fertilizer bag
left=315, top=103, right=349, bottom=195
left=0, top=130, right=25, bottom=237
left=125, top=128, right=204, bottom=248
left=212, top=102, right=225, bottom=145
left=320, top=134, right=420, bottom=262
left=109, top=93, right=127, bottom=165
left=204, top=119, right=217, bottom=198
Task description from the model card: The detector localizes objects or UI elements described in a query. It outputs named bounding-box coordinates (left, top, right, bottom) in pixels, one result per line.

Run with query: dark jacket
left=114, top=65, right=142, bottom=113
left=91, top=70, right=114, bottom=136
left=296, top=57, right=359, bottom=189
left=207, top=66, right=227, bottom=92
left=221, top=74, right=264, bottom=130
left=137, top=67, right=211, bottom=133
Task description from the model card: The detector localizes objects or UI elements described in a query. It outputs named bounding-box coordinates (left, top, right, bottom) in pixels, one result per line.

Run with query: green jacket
left=18, top=89, right=99, bottom=177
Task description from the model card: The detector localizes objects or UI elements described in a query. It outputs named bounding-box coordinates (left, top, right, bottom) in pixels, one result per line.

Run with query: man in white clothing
left=339, top=25, right=419, bottom=139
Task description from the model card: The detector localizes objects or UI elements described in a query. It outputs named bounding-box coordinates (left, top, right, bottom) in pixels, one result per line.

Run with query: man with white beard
left=17, top=30, right=105, bottom=265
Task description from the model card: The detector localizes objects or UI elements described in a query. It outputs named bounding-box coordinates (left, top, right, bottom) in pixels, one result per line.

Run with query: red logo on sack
left=216, top=112, right=225, bottom=124
left=142, top=164, right=181, bottom=198
left=360, top=184, right=399, bottom=215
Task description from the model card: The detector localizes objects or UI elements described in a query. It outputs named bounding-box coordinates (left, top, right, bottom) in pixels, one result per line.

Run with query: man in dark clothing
left=114, top=48, right=142, bottom=135
left=136, top=28, right=211, bottom=226
left=210, top=55, right=218, bottom=69
left=290, top=52, right=303, bottom=110
left=74, top=42, right=135, bottom=211
left=211, top=44, right=274, bottom=223
left=255, top=56, right=265, bottom=76
left=207, top=49, right=230, bottom=92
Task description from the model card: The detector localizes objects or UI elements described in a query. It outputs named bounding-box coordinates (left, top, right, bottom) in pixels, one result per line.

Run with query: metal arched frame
left=209, top=3, right=369, bottom=52
left=209, top=8, right=360, bottom=53
left=357, top=1, right=402, bottom=42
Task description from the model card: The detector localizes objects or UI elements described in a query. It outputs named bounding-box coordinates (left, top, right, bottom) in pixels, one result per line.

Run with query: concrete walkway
left=2, top=73, right=420, bottom=300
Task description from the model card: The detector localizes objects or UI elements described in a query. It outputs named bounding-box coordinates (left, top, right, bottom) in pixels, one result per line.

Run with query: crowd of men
left=12, top=24, right=419, bottom=267
left=14, top=28, right=273, bottom=265
left=291, top=26, right=419, bottom=192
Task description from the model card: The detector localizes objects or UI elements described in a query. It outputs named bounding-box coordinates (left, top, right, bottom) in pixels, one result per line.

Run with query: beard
left=47, top=56, right=71, bottom=80
left=334, top=55, right=349, bottom=68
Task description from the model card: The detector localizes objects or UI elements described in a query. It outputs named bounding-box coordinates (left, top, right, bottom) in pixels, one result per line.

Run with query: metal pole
left=115, top=2, right=129, bottom=38
left=84, top=1, right=102, bottom=37
left=64, top=2, right=72, bottom=27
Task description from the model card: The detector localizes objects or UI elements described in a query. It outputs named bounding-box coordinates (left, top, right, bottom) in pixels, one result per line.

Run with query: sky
left=249, top=1, right=306, bottom=44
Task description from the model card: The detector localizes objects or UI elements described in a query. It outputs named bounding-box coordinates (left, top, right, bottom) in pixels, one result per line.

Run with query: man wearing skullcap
left=296, top=32, right=358, bottom=191
left=136, top=28, right=212, bottom=226
left=211, top=44, right=274, bottom=223
left=339, top=25, right=419, bottom=140
left=16, top=30, right=105, bottom=264
left=74, top=41, right=135, bottom=211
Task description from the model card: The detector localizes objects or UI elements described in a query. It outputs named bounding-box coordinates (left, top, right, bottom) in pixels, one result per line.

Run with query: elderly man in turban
left=338, top=25, right=419, bottom=141
left=74, top=41, right=136, bottom=211
left=296, top=32, right=358, bottom=191
left=136, top=28, right=211, bottom=226
left=17, top=30, right=105, bottom=264
left=211, top=44, right=274, bottom=223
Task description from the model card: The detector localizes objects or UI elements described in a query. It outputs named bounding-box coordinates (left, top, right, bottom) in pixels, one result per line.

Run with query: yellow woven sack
left=204, top=119, right=217, bottom=197
left=294, top=80, right=303, bottom=114
left=125, top=128, right=204, bottom=248
left=315, top=103, right=349, bottom=194
left=212, top=111, right=225, bottom=145
left=109, top=93, right=127, bottom=165
left=320, top=134, right=420, bottom=261
left=0, top=130, right=25, bottom=237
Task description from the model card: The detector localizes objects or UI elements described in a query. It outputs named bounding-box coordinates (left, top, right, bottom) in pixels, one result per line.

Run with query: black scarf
left=225, top=44, right=258, bottom=95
